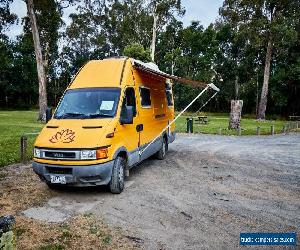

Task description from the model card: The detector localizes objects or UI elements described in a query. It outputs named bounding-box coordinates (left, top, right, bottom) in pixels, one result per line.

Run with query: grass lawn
left=175, top=114, right=288, bottom=135
left=0, top=110, right=295, bottom=167
left=0, top=111, right=43, bottom=167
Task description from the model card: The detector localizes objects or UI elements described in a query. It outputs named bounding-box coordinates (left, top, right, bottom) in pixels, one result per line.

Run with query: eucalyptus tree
left=147, top=0, right=185, bottom=62
left=23, top=0, right=64, bottom=119
left=220, top=0, right=300, bottom=119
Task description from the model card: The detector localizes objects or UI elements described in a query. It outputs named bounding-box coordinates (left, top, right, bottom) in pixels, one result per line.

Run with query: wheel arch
left=113, top=146, right=129, bottom=162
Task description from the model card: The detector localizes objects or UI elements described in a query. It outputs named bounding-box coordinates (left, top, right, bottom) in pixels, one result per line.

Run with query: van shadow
left=129, top=148, right=177, bottom=177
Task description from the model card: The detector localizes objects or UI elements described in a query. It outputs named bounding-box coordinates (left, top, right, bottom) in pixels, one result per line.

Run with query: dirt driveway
left=5, top=134, right=300, bottom=249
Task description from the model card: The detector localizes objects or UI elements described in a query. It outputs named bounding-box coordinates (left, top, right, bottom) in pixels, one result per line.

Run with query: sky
left=5, top=0, right=223, bottom=38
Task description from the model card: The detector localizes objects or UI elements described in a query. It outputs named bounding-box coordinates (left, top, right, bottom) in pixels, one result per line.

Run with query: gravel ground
left=23, top=133, right=300, bottom=249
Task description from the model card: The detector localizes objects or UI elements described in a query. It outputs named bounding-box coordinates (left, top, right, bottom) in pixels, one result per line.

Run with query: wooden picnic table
left=196, top=116, right=208, bottom=124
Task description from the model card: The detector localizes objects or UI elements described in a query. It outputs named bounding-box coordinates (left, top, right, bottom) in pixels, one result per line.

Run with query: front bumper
left=32, top=160, right=114, bottom=187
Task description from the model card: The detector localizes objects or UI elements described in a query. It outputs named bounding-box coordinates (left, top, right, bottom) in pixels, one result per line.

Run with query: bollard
left=0, top=215, right=16, bottom=249
left=256, top=126, right=260, bottom=136
left=237, top=127, right=241, bottom=136
left=218, top=128, right=222, bottom=135
left=186, top=117, right=193, bottom=133
left=20, top=136, right=27, bottom=163
left=271, top=125, right=274, bottom=135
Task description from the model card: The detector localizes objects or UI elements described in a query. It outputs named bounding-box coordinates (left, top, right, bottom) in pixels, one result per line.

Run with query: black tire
left=155, top=136, right=168, bottom=160
left=109, top=156, right=125, bottom=194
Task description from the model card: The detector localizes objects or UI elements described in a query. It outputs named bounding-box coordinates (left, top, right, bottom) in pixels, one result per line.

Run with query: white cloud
left=180, top=0, right=223, bottom=27
left=4, top=0, right=26, bottom=38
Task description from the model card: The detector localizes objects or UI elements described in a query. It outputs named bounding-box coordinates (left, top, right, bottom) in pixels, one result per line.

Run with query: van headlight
left=34, top=148, right=41, bottom=158
left=80, top=148, right=108, bottom=160
left=80, top=150, right=96, bottom=160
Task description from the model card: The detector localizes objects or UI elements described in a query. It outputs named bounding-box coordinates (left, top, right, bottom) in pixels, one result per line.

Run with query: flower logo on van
left=49, top=129, right=75, bottom=143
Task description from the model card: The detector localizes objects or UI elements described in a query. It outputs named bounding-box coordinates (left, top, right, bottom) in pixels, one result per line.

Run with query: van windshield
left=54, top=88, right=121, bottom=119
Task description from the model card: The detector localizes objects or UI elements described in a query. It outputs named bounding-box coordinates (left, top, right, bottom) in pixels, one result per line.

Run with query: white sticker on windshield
left=100, top=101, right=114, bottom=110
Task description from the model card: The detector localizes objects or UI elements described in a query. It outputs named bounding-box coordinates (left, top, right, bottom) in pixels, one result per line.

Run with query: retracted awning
left=132, top=59, right=219, bottom=92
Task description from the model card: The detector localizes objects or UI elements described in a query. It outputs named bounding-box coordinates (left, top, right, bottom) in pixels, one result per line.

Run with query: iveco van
left=32, top=57, right=175, bottom=193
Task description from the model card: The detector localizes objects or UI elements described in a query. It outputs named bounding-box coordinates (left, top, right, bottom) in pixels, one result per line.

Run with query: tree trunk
left=257, top=35, right=273, bottom=120
left=27, top=0, right=47, bottom=121
left=150, top=12, right=158, bottom=62
left=229, top=100, right=243, bottom=129
left=235, top=75, right=239, bottom=100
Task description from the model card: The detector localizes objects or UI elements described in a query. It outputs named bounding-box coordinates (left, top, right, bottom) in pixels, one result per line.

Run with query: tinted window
left=122, top=87, right=137, bottom=117
left=139, top=87, right=151, bottom=107
left=54, top=88, right=121, bottom=119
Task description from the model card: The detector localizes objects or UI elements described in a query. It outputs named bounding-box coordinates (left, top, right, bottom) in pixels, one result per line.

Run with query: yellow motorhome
left=33, top=57, right=175, bottom=193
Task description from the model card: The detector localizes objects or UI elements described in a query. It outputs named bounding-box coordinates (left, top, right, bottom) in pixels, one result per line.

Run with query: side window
left=165, top=82, right=173, bottom=106
left=122, top=87, right=137, bottom=117
left=139, top=87, right=151, bottom=108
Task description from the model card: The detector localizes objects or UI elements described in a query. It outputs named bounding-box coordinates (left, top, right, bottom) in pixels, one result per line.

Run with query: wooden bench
left=197, top=116, right=208, bottom=124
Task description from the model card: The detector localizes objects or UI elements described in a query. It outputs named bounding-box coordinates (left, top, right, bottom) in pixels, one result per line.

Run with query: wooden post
left=256, top=126, right=260, bottom=136
left=229, top=100, right=243, bottom=129
left=270, top=125, right=274, bottom=135
left=20, top=136, right=27, bottom=163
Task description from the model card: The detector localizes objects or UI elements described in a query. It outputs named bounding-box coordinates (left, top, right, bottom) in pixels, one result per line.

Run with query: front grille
left=46, top=166, right=73, bottom=175
left=44, top=151, right=76, bottom=159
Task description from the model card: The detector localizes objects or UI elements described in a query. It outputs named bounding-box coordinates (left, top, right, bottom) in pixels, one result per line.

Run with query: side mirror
left=46, top=107, right=52, bottom=123
left=120, top=106, right=133, bottom=125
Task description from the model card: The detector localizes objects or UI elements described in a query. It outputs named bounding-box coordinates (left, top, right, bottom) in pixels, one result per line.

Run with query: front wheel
left=109, top=156, right=125, bottom=194
left=155, top=137, right=168, bottom=160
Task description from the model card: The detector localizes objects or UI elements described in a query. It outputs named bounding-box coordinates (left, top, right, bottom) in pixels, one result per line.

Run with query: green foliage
left=123, top=43, right=151, bottom=62
left=219, top=0, right=300, bottom=115
left=0, top=0, right=17, bottom=38
left=0, top=0, right=299, bottom=117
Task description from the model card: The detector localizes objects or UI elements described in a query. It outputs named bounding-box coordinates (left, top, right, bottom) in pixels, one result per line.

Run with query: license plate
left=50, top=175, right=66, bottom=184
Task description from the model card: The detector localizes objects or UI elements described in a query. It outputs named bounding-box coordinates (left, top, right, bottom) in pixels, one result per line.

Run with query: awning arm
left=139, top=85, right=214, bottom=156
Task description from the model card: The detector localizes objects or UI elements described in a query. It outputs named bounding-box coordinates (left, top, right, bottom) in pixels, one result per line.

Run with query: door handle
left=136, top=124, right=143, bottom=132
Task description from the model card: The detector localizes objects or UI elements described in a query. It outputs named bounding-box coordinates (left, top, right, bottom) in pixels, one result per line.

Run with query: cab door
left=117, top=87, right=141, bottom=167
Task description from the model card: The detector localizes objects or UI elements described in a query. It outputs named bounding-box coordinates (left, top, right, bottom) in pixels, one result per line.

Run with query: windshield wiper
left=87, top=113, right=113, bottom=118
left=56, top=112, right=86, bottom=119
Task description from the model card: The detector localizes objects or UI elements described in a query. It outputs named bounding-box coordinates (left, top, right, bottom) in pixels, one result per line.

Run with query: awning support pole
left=139, top=85, right=213, bottom=156
left=196, top=91, right=218, bottom=114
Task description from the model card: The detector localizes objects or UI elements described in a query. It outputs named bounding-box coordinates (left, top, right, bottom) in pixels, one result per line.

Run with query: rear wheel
left=155, top=137, right=168, bottom=160
left=109, top=156, right=125, bottom=194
